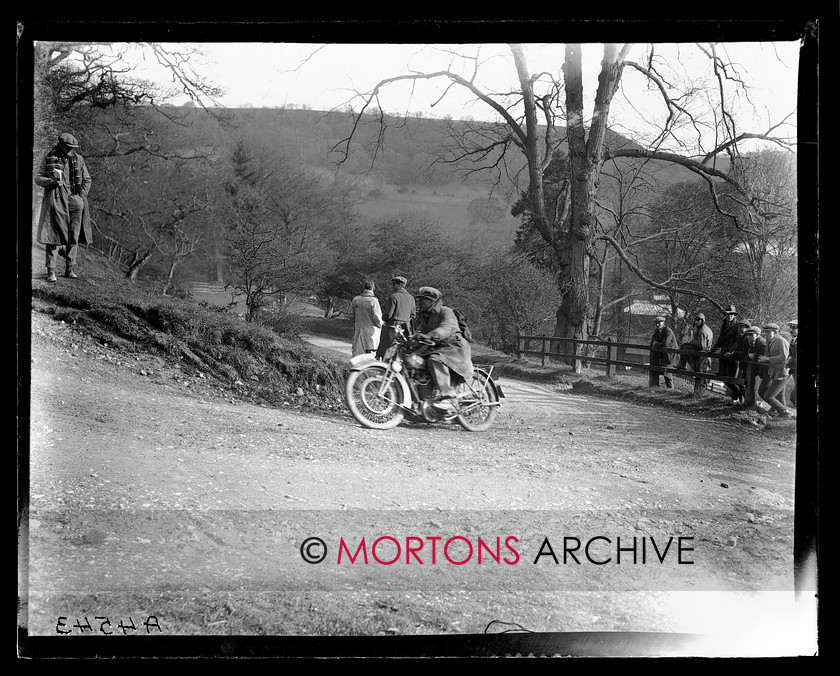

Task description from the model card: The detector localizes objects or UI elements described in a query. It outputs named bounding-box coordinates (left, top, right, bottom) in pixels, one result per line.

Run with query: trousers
left=45, top=195, right=84, bottom=271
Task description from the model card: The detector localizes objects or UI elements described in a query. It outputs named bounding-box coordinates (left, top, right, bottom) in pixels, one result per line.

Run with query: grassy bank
left=30, top=269, right=349, bottom=413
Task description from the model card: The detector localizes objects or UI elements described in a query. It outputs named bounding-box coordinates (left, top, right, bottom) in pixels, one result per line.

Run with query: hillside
left=185, top=106, right=700, bottom=245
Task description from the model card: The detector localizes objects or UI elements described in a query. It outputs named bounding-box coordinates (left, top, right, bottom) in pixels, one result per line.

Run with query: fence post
left=516, top=336, right=522, bottom=360
left=541, top=337, right=546, bottom=367
left=605, top=338, right=614, bottom=378
left=744, top=361, right=755, bottom=405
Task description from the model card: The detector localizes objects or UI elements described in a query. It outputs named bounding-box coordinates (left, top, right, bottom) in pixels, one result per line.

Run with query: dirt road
left=22, top=311, right=813, bottom=654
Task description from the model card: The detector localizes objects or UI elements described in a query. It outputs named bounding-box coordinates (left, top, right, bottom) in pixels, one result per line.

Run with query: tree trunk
left=162, top=259, right=178, bottom=296
left=126, top=251, right=153, bottom=282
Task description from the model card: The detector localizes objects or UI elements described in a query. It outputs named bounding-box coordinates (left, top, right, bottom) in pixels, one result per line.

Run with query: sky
left=119, top=41, right=800, bottom=154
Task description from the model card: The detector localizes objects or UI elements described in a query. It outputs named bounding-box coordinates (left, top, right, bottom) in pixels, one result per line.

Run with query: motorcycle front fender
left=348, top=358, right=412, bottom=407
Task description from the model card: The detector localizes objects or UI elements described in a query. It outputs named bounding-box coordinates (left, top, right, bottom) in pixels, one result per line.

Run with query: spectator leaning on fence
left=727, top=318, right=754, bottom=405
left=675, top=313, right=713, bottom=373
left=648, top=316, right=678, bottom=389
left=757, top=323, right=792, bottom=417
left=787, top=319, right=798, bottom=408
left=741, top=326, right=768, bottom=407
left=711, top=305, right=743, bottom=402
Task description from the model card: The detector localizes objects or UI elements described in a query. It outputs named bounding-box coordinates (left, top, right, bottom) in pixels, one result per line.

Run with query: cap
left=694, top=313, right=706, bottom=321
left=724, top=304, right=738, bottom=315
left=788, top=319, right=798, bottom=327
left=58, top=132, right=79, bottom=148
left=415, top=286, right=442, bottom=301
left=653, top=316, right=666, bottom=323
left=737, top=319, right=751, bottom=327
left=391, top=276, right=407, bottom=285
left=746, top=326, right=762, bottom=336
left=762, top=322, right=780, bottom=331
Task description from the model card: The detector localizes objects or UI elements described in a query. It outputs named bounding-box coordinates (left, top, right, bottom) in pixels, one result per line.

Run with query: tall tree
left=326, top=43, right=796, bottom=368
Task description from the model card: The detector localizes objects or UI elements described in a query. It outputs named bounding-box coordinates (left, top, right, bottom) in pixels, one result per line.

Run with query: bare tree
left=324, top=42, right=796, bottom=369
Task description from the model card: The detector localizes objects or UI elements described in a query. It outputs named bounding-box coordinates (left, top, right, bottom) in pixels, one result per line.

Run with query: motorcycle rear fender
left=475, top=367, right=505, bottom=401
left=349, top=358, right=412, bottom=406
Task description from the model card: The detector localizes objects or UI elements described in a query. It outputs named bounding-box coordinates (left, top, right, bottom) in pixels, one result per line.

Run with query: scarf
left=45, top=146, right=84, bottom=196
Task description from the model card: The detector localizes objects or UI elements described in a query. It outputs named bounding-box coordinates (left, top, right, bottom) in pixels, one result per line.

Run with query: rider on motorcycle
left=413, top=286, right=474, bottom=412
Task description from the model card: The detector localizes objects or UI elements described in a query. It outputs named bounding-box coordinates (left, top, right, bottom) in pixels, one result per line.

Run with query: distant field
left=355, top=184, right=519, bottom=243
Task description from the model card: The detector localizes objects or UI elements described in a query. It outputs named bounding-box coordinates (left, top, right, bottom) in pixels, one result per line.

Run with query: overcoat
left=712, top=318, right=740, bottom=353
left=649, top=325, right=679, bottom=367
left=689, top=322, right=714, bottom=372
left=349, top=290, right=383, bottom=357
left=416, top=299, right=473, bottom=381
left=35, top=145, right=92, bottom=246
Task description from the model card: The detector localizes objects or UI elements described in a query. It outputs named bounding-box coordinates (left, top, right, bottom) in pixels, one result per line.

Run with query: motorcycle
left=345, top=326, right=505, bottom=431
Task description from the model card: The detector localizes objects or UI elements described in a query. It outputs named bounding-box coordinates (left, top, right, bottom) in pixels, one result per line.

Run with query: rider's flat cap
left=788, top=319, right=798, bottom=327
left=391, top=276, right=407, bottom=285
left=58, top=132, right=79, bottom=147
left=653, top=316, right=666, bottom=322
left=415, top=286, right=442, bottom=301
left=746, top=326, right=762, bottom=335
left=762, top=322, right=780, bottom=331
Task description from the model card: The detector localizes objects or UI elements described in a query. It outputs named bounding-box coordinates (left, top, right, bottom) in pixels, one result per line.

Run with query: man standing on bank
left=375, top=276, right=416, bottom=360
left=35, top=132, right=92, bottom=283
left=649, top=316, right=678, bottom=389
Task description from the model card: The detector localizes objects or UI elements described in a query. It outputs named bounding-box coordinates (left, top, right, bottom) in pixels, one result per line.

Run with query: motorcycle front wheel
left=456, top=369, right=499, bottom=432
left=345, top=367, right=406, bottom=430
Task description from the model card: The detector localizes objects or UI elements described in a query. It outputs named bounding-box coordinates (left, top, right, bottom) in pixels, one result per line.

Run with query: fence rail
left=515, top=334, right=760, bottom=401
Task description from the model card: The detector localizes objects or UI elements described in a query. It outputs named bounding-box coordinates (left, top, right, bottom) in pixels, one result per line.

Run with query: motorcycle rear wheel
left=456, top=369, right=499, bottom=432
left=345, top=367, right=406, bottom=430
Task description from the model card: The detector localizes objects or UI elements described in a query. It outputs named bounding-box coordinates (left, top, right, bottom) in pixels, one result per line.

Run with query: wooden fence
left=516, top=335, right=761, bottom=402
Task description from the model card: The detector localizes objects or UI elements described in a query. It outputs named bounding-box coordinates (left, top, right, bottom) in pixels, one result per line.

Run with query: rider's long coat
left=416, top=300, right=473, bottom=381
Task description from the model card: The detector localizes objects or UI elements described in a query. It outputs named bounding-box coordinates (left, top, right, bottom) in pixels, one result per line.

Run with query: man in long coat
left=375, top=276, right=416, bottom=360
left=35, top=132, right=92, bottom=282
left=648, top=316, right=678, bottom=389
left=413, top=286, right=473, bottom=412
left=711, top=305, right=742, bottom=400
left=349, top=280, right=383, bottom=357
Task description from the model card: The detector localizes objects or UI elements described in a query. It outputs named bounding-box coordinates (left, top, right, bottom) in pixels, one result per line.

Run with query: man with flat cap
left=413, top=286, right=473, bottom=412
left=758, top=323, right=791, bottom=417
left=728, top=318, right=756, bottom=404
left=35, top=132, right=92, bottom=282
left=648, top=316, right=678, bottom=389
left=375, top=276, right=416, bottom=360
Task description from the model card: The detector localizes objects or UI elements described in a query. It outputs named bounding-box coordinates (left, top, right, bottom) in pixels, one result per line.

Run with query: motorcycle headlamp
left=391, top=361, right=403, bottom=373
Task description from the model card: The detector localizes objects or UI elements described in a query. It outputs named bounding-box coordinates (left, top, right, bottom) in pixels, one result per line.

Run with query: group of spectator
left=649, top=306, right=798, bottom=417
left=348, top=277, right=416, bottom=359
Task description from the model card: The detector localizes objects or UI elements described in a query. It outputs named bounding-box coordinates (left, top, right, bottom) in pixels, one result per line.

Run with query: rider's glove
left=415, top=333, right=433, bottom=343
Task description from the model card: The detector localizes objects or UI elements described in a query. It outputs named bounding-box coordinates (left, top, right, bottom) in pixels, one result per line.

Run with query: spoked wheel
left=345, top=367, right=406, bottom=430
left=456, top=369, right=499, bottom=432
